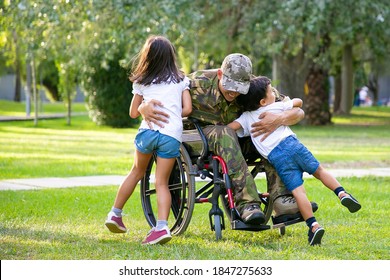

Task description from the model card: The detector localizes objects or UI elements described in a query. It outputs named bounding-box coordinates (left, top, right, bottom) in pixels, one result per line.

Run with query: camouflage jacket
left=187, top=70, right=285, bottom=126
left=187, top=70, right=241, bottom=125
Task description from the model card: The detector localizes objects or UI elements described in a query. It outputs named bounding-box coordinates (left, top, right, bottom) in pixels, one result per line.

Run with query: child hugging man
left=228, top=76, right=361, bottom=245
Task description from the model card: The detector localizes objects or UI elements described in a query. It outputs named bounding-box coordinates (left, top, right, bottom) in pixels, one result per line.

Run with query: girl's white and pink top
left=133, top=76, right=190, bottom=142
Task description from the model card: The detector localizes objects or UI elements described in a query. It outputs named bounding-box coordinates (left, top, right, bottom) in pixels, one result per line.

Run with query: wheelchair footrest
left=231, top=219, right=270, bottom=231
left=272, top=215, right=304, bottom=228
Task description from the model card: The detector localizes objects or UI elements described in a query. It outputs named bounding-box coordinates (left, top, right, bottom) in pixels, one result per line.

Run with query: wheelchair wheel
left=213, top=215, right=223, bottom=240
left=140, top=144, right=196, bottom=235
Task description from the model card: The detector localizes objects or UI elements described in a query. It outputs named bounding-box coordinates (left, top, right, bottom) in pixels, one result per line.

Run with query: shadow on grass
left=0, top=223, right=296, bottom=260
left=0, top=225, right=132, bottom=260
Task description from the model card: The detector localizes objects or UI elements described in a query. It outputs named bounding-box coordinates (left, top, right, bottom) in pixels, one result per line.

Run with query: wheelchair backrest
left=182, top=117, right=209, bottom=162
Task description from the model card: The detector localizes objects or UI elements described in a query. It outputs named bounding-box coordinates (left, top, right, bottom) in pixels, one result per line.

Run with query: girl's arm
left=129, top=94, right=143, bottom=118
left=181, top=89, right=192, bottom=117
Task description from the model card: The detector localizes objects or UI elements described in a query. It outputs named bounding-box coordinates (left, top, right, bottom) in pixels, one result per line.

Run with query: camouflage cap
left=221, top=53, right=252, bottom=95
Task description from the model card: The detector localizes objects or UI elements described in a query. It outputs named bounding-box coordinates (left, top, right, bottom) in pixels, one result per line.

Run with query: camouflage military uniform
left=188, top=70, right=290, bottom=213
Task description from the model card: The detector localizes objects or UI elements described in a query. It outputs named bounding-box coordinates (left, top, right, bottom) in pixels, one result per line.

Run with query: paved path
left=1, top=168, right=389, bottom=191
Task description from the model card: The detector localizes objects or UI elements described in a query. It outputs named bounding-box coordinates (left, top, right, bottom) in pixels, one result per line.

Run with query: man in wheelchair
left=138, top=53, right=311, bottom=226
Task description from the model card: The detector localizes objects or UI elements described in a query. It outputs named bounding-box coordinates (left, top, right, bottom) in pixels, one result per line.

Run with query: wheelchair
left=140, top=117, right=310, bottom=240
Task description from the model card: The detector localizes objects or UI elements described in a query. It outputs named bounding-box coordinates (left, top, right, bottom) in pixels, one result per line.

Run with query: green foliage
left=38, top=59, right=60, bottom=101
left=81, top=45, right=138, bottom=128
left=1, top=0, right=389, bottom=124
left=245, top=0, right=390, bottom=64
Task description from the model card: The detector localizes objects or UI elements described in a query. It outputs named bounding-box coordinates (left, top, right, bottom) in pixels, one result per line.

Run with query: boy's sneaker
left=340, top=193, right=361, bottom=213
left=105, top=211, right=127, bottom=233
left=273, top=196, right=318, bottom=224
left=308, top=226, right=325, bottom=246
left=142, top=226, right=172, bottom=245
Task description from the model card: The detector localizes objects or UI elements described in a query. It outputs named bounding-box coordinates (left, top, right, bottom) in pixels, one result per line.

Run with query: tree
left=78, top=0, right=202, bottom=127
left=2, top=0, right=389, bottom=126
left=1, top=0, right=65, bottom=123
left=242, top=0, right=331, bottom=124
left=0, top=3, right=23, bottom=102
left=327, top=0, right=390, bottom=113
left=240, top=0, right=390, bottom=122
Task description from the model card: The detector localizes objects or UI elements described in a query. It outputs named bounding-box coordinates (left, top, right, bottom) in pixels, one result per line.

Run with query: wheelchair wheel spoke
left=140, top=145, right=195, bottom=235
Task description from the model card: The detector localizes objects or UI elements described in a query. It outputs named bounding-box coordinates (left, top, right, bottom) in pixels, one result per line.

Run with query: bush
left=81, top=45, right=139, bottom=128
left=38, top=60, right=60, bottom=101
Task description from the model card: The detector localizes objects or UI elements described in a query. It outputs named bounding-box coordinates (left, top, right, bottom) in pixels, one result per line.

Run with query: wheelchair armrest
left=182, top=117, right=209, bottom=160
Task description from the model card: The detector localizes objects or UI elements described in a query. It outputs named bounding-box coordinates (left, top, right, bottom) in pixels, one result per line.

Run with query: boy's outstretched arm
left=292, top=98, right=303, bottom=108
left=227, top=121, right=242, bottom=131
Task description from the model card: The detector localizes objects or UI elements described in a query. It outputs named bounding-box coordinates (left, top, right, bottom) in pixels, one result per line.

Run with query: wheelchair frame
left=140, top=118, right=306, bottom=240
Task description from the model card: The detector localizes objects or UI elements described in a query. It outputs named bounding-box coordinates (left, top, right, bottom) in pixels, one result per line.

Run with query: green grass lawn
left=0, top=99, right=88, bottom=116
left=0, top=115, right=136, bottom=179
left=0, top=102, right=389, bottom=260
left=1, top=105, right=389, bottom=180
left=0, top=177, right=389, bottom=260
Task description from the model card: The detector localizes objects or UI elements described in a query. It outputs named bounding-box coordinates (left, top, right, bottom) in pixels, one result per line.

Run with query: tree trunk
left=67, top=90, right=71, bottom=126
left=367, top=72, right=378, bottom=105
left=192, top=35, right=199, bottom=71
left=272, top=51, right=309, bottom=99
left=333, top=73, right=342, bottom=113
left=340, top=44, right=354, bottom=114
left=25, top=58, right=32, bottom=117
left=12, top=30, right=21, bottom=102
left=304, top=65, right=331, bottom=125
left=225, top=5, right=244, bottom=54
left=31, top=53, right=38, bottom=126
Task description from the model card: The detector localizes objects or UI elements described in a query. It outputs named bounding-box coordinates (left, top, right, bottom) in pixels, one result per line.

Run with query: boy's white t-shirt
left=132, top=77, right=190, bottom=142
left=234, top=100, right=295, bottom=158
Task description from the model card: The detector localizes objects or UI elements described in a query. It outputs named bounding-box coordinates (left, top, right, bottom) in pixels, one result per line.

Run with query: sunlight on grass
left=0, top=100, right=88, bottom=116
left=1, top=106, right=389, bottom=261
left=0, top=118, right=141, bottom=179
left=1, top=177, right=389, bottom=260
left=0, top=107, right=389, bottom=179
left=332, top=106, right=390, bottom=125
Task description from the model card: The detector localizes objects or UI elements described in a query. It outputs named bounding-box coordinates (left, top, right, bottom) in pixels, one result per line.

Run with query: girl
left=105, top=35, right=192, bottom=245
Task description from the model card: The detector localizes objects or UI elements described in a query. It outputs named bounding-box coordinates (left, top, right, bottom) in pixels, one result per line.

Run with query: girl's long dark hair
left=129, top=35, right=184, bottom=85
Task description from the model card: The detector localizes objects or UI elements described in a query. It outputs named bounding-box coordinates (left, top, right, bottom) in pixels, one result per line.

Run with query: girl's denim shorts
left=134, top=129, right=180, bottom=158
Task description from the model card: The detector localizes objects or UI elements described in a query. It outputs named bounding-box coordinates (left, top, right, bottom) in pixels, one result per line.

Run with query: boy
left=228, top=76, right=361, bottom=245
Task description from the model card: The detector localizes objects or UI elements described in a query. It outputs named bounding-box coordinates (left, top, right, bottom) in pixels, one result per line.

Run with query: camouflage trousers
left=203, top=125, right=291, bottom=212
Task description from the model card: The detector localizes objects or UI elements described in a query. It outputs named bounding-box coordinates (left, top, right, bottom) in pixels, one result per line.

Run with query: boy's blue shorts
left=268, top=135, right=319, bottom=191
left=134, top=129, right=180, bottom=159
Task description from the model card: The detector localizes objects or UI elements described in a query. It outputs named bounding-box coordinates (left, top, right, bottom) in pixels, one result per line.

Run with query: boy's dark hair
left=237, top=76, right=271, bottom=111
